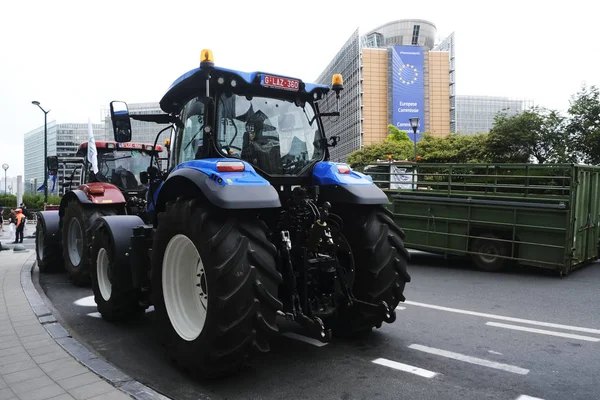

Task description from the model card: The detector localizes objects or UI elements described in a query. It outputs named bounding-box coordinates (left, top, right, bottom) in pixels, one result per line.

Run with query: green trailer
left=361, top=162, right=600, bottom=275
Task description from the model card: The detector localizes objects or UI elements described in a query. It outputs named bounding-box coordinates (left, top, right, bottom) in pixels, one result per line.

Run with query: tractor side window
left=178, top=98, right=206, bottom=163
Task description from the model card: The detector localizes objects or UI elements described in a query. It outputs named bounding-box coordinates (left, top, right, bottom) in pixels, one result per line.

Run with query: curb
left=20, top=257, right=171, bottom=400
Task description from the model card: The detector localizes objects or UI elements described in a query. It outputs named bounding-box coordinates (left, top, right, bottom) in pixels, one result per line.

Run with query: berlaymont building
left=315, top=19, right=530, bottom=162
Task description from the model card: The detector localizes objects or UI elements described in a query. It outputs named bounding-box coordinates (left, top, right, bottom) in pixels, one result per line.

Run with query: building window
left=411, top=25, right=420, bottom=45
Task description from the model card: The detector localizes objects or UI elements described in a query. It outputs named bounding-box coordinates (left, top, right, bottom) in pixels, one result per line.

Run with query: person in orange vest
left=13, top=208, right=25, bottom=244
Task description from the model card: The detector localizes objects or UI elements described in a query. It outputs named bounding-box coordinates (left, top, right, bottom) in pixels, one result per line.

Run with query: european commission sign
left=392, top=46, right=425, bottom=142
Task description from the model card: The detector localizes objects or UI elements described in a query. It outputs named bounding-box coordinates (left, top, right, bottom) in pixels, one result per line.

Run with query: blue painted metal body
left=170, top=159, right=270, bottom=186
left=312, top=162, right=374, bottom=186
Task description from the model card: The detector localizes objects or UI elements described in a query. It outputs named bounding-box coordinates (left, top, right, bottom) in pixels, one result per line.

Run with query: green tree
left=22, top=194, right=61, bottom=211
left=568, top=84, right=600, bottom=164
left=347, top=138, right=413, bottom=168
left=417, top=133, right=490, bottom=163
left=486, top=106, right=571, bottom=163
left=387, top=124, right=411, bottom=142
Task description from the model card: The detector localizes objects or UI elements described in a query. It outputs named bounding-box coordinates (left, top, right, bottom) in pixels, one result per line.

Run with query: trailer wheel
left=151, top=197, right=281, bottom=379
left=90, top=226, right=143, bottom=321
left=62, top=200, right=118, bottom=286
left=470, top=233, right=508, bottom=272
left=333, top=205, right=411, bottom=335
left=36, top=217, right=63, bottom=273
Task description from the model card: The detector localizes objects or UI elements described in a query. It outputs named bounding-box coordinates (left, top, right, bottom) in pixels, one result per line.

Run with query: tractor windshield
left=216, top=93, right=324, bottom=175
left=94, top=150, right=151, bottom=190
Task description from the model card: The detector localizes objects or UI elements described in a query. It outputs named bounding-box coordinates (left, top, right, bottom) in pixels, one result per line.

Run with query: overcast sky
left=1, top=0, right=598, bottom=177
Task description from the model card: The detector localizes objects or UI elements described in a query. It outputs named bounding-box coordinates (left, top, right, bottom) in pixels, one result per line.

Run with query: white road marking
left=282, top=332, right=328, bottom=347
left=408, top=344, right=529, bottom=375
left=74, top=296, right=96, bottom=307
left=486, top=322, right=600, bottom=342
left=404, top=300, right=600, bottom=335
left=396, top=306, right=406, bottom=310
left=372, top=358, right=438, bottom=378
left=87, top=306, right=154, bottom=319
left=515, top=395, right=545, bottom=400
left=488, top=350, right=503, bottom=355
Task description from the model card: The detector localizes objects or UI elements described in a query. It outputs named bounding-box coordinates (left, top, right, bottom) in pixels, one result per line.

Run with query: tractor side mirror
left=47, top=156, right=59, bottom=175
left=110, top=101, right=132, bottom=143
left=139, top=171, right=149, bottom=185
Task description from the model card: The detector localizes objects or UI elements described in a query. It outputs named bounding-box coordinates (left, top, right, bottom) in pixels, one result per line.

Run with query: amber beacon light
left=200, top=49, right=214, bottom=68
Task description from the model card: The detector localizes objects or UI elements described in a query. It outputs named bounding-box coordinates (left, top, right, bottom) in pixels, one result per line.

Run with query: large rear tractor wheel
left=151, top=197, right=281, bottom=379
left=62, top=200, right=118, bottom=286
left=334, top=205, right=411, bottom=335
left=36, top=217, right=63, bottom=273
left=90, top=226, right=144, bottom=321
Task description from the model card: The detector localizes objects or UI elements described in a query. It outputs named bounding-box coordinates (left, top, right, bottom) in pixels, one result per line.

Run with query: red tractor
left=35, top=140, right=165, bottom=285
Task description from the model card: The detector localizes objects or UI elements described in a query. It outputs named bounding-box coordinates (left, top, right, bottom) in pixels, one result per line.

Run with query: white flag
left=87, top=118, right=99, bottom=174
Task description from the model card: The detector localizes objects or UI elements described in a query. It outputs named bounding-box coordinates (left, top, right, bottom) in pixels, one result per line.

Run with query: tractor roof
left=159, top=66, right=331, bottom=114
left=77, top=141, right=163, bottom=155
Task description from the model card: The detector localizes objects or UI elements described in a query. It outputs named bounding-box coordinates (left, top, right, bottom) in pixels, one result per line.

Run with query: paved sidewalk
left=0, top=251, right=133, bottom=400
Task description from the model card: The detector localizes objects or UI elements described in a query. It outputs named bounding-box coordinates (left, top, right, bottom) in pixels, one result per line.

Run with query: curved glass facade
left=364, top=20, right=438, bottom=51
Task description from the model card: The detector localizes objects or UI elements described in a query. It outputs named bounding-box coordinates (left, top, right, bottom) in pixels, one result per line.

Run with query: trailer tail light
left=217, top=161, right=245, bottom=172
left=89, top=186, right=105, bottom=195
left=337, top=164, right=351, bottom=174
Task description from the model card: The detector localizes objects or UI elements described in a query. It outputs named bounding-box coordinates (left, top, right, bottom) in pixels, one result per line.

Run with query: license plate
left=118, top=142, right=143, bottom=149
left=260, top=74, right=300, bottom=91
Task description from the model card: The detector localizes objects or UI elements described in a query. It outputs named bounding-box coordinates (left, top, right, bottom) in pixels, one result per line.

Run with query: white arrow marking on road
left=404, top=300, right=600, bottom=335
left=408, top=344, right=530, bottom=375
left=282, top=332, right=328, bottom=347
left=486, top=322, right=600, bottom=342
left=74, top=296, right=96, bottom=307
left=372, top=358, right=438, bottom=378
left=86, top=306, right=155, bottom=318
left=515, top=395, right=545, bottom=400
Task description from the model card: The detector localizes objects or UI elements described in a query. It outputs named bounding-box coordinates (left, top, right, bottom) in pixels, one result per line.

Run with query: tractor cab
left=108, top=49, right=343, bottom=187
left=76, top=141, right=163, bottom=193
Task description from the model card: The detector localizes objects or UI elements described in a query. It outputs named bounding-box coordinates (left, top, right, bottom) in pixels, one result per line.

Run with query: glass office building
left=455, top=95, right=534, bottom=134
left=23, top=102, right=168, bottom=196
left=24, top=122, right=104, bottom=195
left=315, top=19, right=455, bottom=162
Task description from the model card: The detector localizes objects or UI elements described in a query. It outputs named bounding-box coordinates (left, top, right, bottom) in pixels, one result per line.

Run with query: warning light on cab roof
left=200, top=49, right=214, bottom=68
left=332, top=74, right=343, bottom=87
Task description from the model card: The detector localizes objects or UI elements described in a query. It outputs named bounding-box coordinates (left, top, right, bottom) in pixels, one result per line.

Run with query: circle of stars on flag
left=399, top=63, right=418, bottom=85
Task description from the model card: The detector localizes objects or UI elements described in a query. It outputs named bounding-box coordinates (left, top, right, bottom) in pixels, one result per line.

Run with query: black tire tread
left=36, top=218, right=63, bottom=273
left=152, top=198, right=281, bottom=379
left=335, top=205, right=411, bottom=334
left=90, top=226, right=142, bottom=321
left=61, top=200, right=118, bottom=286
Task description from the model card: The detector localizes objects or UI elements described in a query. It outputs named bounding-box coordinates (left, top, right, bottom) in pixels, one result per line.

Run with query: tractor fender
left=36, top=210, right=61, bottom=244
left=155, top=163, right=281, bottom=212
left=91, top=215, right=146, bottom=270
left=59, top=184, right=126, bottom=217
left=313, top=161, right=389, bottom=205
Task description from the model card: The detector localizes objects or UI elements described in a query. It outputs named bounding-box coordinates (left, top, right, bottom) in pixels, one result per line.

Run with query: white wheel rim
left=97, top=248, right=112, bottom=301
left=162, top=234, right=208, bottom=341
left=67, top=218, right=83, bottom=266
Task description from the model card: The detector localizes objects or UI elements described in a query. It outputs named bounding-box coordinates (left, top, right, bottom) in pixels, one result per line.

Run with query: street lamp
left=409, top=117, right=420, bottom=161
left=1, top=164, right=8, bottom=194
left=32, top=101, right=50, bottom=204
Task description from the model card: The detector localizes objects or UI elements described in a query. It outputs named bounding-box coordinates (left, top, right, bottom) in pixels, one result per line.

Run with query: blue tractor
left=89, top=50, right=410, bottom=378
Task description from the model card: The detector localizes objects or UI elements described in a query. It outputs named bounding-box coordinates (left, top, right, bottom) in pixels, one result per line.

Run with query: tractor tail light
left=89, top=186, right=105, bottom=195
left=337, top=164, right=351, bottom=174
left=217, top=161, right=245, bottom=172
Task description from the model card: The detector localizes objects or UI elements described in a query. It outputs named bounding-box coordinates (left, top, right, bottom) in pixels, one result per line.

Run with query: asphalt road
left=37, top=250, right=600, bottom=400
